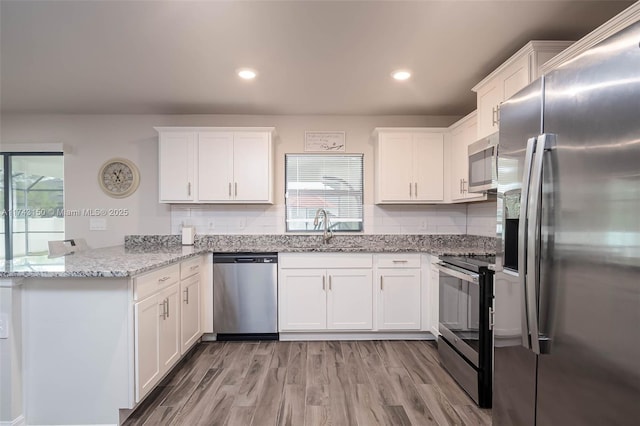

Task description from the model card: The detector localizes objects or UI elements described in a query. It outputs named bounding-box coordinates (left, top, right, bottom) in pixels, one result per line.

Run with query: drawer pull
left=158, top=276, right=171, bottom=282
left=190, top=265, right=199, bottom=270
left=392, top=260, right=408, bottom=263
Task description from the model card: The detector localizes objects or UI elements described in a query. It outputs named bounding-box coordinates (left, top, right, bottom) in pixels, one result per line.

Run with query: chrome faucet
left=313, top=208, right=333, bottom=243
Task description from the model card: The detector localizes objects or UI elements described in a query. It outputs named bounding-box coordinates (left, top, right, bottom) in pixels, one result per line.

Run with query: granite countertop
left=0, top=245, right=207, bottom=278
left=1, top=234, right=496, bottom=278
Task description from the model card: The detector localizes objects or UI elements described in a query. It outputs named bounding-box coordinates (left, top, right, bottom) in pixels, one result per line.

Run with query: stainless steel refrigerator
left=493, top=21, right=640, bottom=425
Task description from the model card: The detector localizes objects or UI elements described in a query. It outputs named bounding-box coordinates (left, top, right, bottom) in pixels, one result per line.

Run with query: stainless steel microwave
left=468, top=132, right=498, bottom=193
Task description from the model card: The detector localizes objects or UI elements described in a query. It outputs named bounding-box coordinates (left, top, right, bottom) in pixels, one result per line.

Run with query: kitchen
left=1, top=1, right=639, bottom=425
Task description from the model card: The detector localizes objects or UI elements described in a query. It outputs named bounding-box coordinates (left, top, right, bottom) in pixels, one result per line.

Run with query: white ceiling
left=0, top=0, right=634, bottom=116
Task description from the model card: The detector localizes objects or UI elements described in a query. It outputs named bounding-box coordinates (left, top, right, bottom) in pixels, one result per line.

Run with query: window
left=1, top=153, right=64, bottom=260
left=285, top=154, right=363, bottom=232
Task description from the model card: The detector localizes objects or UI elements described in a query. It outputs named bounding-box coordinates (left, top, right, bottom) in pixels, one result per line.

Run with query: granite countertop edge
left=1, top=235, right=496, bottom=278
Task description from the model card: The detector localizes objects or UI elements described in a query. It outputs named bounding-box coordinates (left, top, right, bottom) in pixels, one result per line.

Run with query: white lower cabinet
left=375, top=254, right=422, bottom=330
left=278, top=254, right=373, bottom=331
left=134, top=257, right=203, bottom=403
left=326, top=268, right=373, bottom=330
left=180, top=274, right=201, bottom=354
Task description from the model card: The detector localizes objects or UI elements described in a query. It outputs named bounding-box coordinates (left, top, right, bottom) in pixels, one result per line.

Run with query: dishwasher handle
left=213, top=253, right=278, bottom=264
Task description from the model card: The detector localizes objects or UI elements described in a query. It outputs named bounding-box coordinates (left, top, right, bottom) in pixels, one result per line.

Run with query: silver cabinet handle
left=414, top=182, right=418, bottom=198
left=409, top=182, right=412, bottom=198
left=492, top=105, right=501, bottom=126
left=159, top=301, right=166, bottom=319
left=165, top=298, right=170, bottom=318
left=322, top=275, right=326, bottom=291
left=392, top=260, right=408, bottom=263
left=380, top=276, right=383, bottom=291
left=234, top=182, right=238, bottom=197
left=328, top=275, right=332, bottom=290
left=183, top=288, right=189, bottom=304
left=158, top=276, right=171, bottom=283
left=489, top=307, right=495, bottom=331
left=459, top=178, right=463, bottom=194
left=462, top=179, right=467, bottom=193
left=190, top=265, right=198, bottom=270
left=187, top=182, right=192, bottom=196
left=228, top=182, right=232, bottom=197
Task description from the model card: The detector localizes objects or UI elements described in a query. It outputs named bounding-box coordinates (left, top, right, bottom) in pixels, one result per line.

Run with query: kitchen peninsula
left=0, top=234, right=494, bottom=425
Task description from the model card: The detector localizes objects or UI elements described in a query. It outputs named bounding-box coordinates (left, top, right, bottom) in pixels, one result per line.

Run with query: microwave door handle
left=519, top=137, right=537, bottom=350
left=526, top=133, right=555, bottom=355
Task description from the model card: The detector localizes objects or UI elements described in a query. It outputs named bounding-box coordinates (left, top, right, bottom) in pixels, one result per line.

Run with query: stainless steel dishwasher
left=213, top=253, right=278, bottom=340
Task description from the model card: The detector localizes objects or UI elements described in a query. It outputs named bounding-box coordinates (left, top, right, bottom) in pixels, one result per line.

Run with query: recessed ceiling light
left=392, top=70, right=411, bottom=81
left=237, top=68, right=257, bottom=80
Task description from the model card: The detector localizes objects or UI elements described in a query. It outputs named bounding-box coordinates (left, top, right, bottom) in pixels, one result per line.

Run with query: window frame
left=2, top=151, right=64, bottom=260
left=284, top=153, right=364, bottom=233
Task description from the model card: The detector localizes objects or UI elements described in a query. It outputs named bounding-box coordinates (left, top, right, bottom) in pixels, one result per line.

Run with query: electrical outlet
left=0, top=314, right=9, bottom=339
left=238, top=217, right=246, bottom=229
left=208, top=220, right=215, bottom=229
left=89, top=218, right=107, bottom=231
left=420, top=219, right=428, bottom=230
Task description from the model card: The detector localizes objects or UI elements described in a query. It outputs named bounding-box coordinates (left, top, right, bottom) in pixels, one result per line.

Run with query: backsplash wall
left=171, top=200, right=497, bottom=236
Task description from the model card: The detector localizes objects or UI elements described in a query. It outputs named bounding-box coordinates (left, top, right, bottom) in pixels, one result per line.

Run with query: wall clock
left=98, top=158, right=140, bottom=198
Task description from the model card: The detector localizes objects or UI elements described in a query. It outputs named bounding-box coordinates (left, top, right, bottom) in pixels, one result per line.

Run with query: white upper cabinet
left=448, top=111, right=487, bottom=203
left=158, top=132, right=196, bottom=202
left=374, top=128, right=445, bottom=204
left=472, top=41, right=573, bottom=139
left=156, top=127, right=274, bottom=204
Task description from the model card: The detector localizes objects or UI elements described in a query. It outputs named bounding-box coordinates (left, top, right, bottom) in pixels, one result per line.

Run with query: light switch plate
left=90, top=218, right=107, bottom=231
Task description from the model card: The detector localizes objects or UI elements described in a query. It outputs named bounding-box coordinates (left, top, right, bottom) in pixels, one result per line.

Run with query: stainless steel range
left=436, top=255, right=494, bottom=408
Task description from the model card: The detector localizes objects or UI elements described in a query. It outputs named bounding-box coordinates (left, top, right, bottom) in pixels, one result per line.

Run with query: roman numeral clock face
left=98, top=158, right=140, bottom=198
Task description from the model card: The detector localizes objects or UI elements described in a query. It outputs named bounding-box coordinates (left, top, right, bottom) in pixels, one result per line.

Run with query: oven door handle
left=435, top=263, right=479, bottom=283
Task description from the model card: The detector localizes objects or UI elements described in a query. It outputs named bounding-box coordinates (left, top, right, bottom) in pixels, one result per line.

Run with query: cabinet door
left=159, top=132, right=196, bottom=202
left=477, top=82, right=503, bottom=139
left=326, top=268, right=373, bottom=330
left=134, top=295, right=161, bottom=402
left=502, top=55, right=531, bottom=101
left=180, top=275, right=201, bottom=355
left=233, top=132, right=272, bottom=202
left=450, top=123, right=468, bottom=201
left=413, top=133, right=444, bottom=201
left=158, top=283, right=181, bottom=374
left=198, top=132, right=234, bottom=201
left=376, top=133, right=413, bottom=202
left=429, top=263, right=440, bottom=336
left=279, top=269, right=327, bottom=330
left=377, top=269, right=421, bottom=330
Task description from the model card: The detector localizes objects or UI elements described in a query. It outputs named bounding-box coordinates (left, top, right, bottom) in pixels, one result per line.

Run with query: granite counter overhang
left=1, top=234, right=496, bottom=278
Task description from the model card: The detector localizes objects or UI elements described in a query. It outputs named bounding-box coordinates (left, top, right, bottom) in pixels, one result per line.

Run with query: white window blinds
left=285, top=154, right=363, bottom=232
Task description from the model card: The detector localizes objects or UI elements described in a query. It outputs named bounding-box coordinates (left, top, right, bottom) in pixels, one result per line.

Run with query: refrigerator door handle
left=526, top=133, right=556, bottom=355
left=519, top=136, right=537, bottom=349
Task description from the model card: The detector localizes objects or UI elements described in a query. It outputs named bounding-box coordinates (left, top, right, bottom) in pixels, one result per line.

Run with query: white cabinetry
left=472, top=41, right=573, bottom=138
left=180, top=257, right=202, bottom=354
left=133, top=256, right=203, bottom=403
left=374, top=254, right=421, bottom=330
left=374, top=128, right=445, bottom=204
left=278, top=254, right=373, bottom=331
left=156, top=127, right=274, bottom=204
left=448, top=111, right=487, bottom=203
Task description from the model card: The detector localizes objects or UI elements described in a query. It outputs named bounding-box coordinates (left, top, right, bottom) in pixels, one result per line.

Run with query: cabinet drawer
left=134, top=264, right=180, bottom=301
left=279, top=253, right=373, bottom=269
left=375, top=254, right=421, bottom=268
left=180, top=256, right=201, bottom=279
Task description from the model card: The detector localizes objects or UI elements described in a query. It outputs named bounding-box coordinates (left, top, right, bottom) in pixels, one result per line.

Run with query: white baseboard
left=279, top=331, right=435, bottom=341
left=0, top=415, right=25, bottom=426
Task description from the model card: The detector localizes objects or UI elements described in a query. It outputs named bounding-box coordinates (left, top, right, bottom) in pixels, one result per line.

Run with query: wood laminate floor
left=123, top=340, right=491, bottom=426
